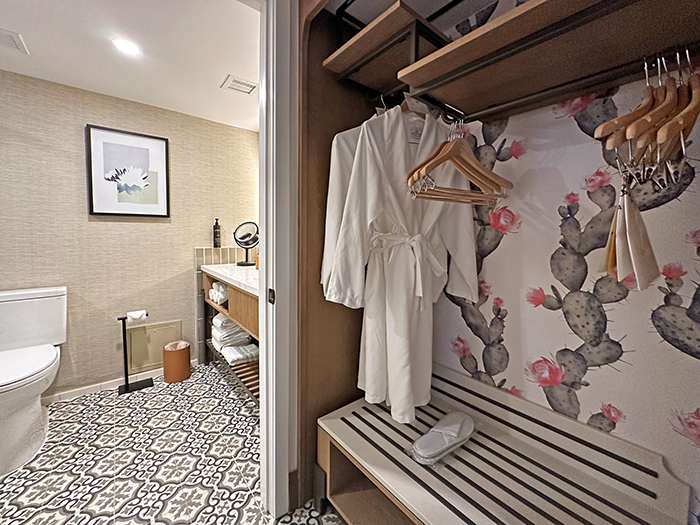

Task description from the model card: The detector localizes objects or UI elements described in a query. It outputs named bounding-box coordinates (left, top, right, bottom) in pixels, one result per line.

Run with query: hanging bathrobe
left=321, top=123, right=367, bottom=296
left=326, top=106, right=479, bottom=423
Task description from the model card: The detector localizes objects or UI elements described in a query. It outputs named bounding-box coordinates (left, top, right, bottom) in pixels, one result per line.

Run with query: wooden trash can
left=163, top=340, right=191, bottom=383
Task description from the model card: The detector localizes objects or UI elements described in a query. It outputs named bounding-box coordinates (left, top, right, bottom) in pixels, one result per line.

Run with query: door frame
left=253, top=0, right=299, bottom=517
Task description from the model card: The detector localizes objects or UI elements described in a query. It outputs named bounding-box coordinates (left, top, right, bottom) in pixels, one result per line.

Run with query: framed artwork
left=86, top=125, right=170, bottom=217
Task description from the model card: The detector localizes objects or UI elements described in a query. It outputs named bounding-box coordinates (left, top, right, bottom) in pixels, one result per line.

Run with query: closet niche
left=297, top=0, right=700, bottom=521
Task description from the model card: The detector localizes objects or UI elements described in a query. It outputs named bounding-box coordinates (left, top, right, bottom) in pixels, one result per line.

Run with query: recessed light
left=112, top=39, right=141, bottom=56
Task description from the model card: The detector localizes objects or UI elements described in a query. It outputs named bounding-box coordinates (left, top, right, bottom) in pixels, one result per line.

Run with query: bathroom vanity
left=200, top=264, right=260, bottom=400
left=201, top=264, right=259, bottom=339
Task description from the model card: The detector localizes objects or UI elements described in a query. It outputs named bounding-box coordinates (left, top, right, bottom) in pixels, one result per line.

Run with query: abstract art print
left=86, top=125, right=169, bottom=216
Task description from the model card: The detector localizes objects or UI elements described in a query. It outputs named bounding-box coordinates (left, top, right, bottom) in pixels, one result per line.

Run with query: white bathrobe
left=326, top=107, right=479, bottom=423
left=321, top=123, right=366, bottom=296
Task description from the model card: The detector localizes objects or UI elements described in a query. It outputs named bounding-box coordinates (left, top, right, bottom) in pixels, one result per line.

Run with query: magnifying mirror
left=233, top=221, right=259, bottom=267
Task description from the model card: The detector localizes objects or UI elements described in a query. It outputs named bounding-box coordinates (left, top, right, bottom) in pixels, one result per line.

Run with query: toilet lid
left=0, top=344, right=59, bottom=388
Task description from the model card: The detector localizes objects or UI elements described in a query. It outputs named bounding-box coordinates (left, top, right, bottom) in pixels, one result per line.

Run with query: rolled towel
left=213, top=281, right=227, bottom=293
left=212, top=313, right=235, bottom=330
left=208, top=287, right=228, bottom=305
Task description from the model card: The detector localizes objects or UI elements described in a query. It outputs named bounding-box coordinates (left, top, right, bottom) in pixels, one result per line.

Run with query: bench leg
left=314, top=462, right=328, bottom=515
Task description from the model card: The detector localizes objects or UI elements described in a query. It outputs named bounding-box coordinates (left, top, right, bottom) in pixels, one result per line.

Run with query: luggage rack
left=317, top=363, right=690, bottom=525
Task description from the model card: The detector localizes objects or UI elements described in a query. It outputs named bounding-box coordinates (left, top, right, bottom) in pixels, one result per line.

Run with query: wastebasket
left=163, top=340, right=191, bottom=383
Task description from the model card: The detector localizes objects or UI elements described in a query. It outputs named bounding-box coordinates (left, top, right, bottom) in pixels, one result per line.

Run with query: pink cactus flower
left=509, top=386, right=525, bottom=399
left=564, top=192, right=579, bottom=205
left=685, top=229, right=700, bottom=248
left=661, top=263, right=687, bottom=279
left=451, top=336, right=471, bottom=357
left=672, top=409, right=700, bottom=448
left=552, top=94, right=596, bottom=118
left=526, top=287, right=546, bottom=307
left=493, top=297, right=504, bottom=308
left=488, top=206, right=522, bottom=235
left=600, top=404, right=626, bottom=423
left=478, top=279, right=492, bottom=296
left=525, top=357, right=567, bottom=388
left=582, top=169, right=612, bottom=192
left=621, top=274, right=637, bottom=290
left=509, top=140, right=527, bottom=159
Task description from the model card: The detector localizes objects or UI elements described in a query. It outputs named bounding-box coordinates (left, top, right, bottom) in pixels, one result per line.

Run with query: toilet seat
left=0, top=344, right=60, bottom=393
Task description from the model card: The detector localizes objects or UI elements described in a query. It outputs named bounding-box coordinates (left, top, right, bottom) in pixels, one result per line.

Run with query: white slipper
left=412, top=411, right=474, bottom=465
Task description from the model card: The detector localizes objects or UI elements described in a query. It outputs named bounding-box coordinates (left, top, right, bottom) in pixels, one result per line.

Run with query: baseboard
left=41, top=358, right=199, bottom=406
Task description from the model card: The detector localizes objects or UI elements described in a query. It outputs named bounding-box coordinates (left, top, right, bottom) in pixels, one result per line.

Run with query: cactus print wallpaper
left=431, top=77, right=700, bottom=520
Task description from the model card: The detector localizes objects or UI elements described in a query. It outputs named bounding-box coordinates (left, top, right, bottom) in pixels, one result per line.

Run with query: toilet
left=0, top=286, right=66, bottom=477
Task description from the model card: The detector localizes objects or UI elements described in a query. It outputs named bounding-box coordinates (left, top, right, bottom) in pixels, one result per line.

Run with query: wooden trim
left=297, top=3, right=373, bottom=507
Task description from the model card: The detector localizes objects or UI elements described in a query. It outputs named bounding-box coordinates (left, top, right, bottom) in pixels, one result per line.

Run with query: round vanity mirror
left=233, top=221, right=259, bottom=266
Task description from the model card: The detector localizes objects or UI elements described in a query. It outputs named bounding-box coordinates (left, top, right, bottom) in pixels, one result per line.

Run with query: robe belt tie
left=370, top=232, right=446, bottom=309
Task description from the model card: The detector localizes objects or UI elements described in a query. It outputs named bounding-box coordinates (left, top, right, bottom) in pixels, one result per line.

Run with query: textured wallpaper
left=432, top=78, right=700, bottom=510
left=0, top=69, right=259, bottom=396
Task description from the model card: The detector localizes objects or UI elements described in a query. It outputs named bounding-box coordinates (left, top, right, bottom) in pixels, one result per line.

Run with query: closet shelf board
left=398, top=0, right=700, bottom=119
left=322, top=1, right=448, bottom=94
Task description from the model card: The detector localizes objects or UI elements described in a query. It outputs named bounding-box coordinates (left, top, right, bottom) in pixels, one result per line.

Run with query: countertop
left=201, top=264, right=259, bottom=297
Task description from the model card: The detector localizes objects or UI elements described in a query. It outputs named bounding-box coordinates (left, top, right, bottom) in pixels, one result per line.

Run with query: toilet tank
left=0, top=287, right=67, bottom=352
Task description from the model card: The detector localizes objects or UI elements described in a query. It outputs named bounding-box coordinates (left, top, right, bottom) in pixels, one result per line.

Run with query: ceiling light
left=112, top=39, right=141, bottom=56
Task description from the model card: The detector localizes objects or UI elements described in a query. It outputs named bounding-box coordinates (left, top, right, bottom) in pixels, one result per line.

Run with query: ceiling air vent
left=220, top=74, right=257, bottom=95
left=0, top=28, right=29, bottom=55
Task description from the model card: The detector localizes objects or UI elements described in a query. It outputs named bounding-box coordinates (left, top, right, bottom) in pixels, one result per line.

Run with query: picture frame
left=86, top=124, right=170, bottom=217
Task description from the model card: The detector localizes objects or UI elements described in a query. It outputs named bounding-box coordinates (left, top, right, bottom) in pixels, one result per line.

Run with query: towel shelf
left=202, top=270, right=259, bottom=339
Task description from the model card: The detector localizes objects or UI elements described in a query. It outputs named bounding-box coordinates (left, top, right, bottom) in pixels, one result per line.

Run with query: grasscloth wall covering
left=0, top=69, right=258, bottom=396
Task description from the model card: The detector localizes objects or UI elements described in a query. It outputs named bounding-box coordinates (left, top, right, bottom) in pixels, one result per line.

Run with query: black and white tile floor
left=0, top=363, right=343, bottom=525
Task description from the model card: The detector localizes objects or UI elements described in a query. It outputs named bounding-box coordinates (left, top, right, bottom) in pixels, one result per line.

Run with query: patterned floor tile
left=0, top=363, right=343, bottom=525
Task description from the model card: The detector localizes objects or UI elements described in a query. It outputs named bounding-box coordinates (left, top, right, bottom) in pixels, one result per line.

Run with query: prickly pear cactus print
left=524, top=92, right=697, bottom=431
left=652, top=239, right=700, bottom=360
left=447, top=119, right=524, bottom=390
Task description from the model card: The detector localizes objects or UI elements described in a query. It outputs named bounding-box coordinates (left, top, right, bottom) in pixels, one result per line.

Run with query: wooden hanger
left=605, top=85, right=666, bottom=150
left=416, top=139, right=513, bottom=190
left=595, top=84, right=654, bottom=139
left=657, top=73, right=700, bottom=144
left=626, top=77, right=677, bottom=139
left=634, top=82, right=690, bottom=154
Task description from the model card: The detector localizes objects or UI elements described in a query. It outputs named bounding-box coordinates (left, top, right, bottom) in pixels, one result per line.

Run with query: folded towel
left=212, top=337, right=223, bottom=352
left=208, top=287, right=228, bottom=305
left=212, top=313, right=235, bottom=330
left=220, top=343, right=259, bottom=365
left=212, top=325, right=251, bottom=347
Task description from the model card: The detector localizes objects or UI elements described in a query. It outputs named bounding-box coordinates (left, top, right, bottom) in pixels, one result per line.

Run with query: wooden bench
left=318, top=363, right=690, bottom=525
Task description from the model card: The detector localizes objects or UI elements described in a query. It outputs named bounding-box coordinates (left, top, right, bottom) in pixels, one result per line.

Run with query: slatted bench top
left=318, top=363, right=690, bottom=525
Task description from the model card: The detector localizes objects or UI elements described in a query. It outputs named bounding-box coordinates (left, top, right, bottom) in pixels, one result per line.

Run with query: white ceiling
left=0, top=0, right=261, bottom=131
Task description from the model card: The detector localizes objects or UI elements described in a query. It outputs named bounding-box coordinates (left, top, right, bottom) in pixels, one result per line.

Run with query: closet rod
left=408, top=0, right=643, bottom=100
left=426, top=0, right=467, bottom=23
left=336, top=0, right=365, bottom=30
left=413, top=37, right=700, bottom=124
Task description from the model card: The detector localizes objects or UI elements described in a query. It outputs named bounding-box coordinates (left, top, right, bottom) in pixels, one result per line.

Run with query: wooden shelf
left=323, top=1, right=448, bottom=95
left=398, top=0, right=700, bottom=120
left=320, top=430, right=419, bottom=525
left=206, top=339, right=259, bottom=402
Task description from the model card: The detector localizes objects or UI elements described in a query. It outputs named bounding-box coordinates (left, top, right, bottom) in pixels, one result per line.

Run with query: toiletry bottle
left=213, top=218, right=221, bottom=248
